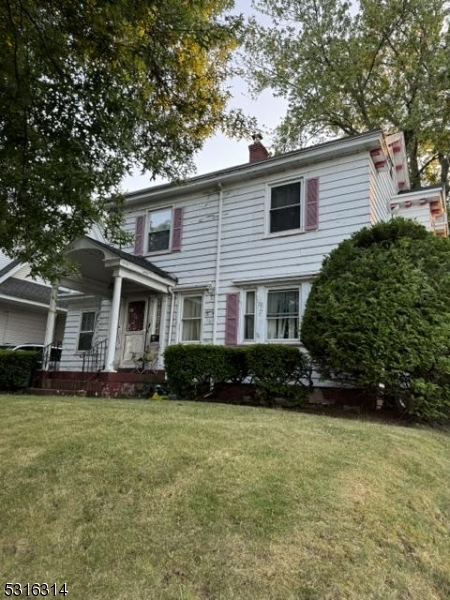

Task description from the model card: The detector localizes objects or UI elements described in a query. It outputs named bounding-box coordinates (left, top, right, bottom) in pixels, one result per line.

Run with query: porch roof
left=89, top=238, right=176, bottom=281
left=59, top=237, right=177, bottom=297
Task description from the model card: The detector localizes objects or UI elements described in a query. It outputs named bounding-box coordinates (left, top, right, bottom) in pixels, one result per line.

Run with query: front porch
left=33, top=236, right=177, bottom=394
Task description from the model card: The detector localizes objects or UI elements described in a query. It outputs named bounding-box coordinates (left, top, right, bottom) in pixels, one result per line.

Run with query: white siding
left=214, top=154, right=372, bottom=344
left=0, top=306, right=47, bottom=345
left=95, top=299, right=112, bottom=345
left=369, top=162, right=396, bottom=225
left=120, top=152, right=373, bottom=351
left=59, top=298, right=102, bottom=370
left=0, top=252, right=12, bottom=272
left=13, top=264, right=31, bottom=280
left=122, top=190, right=220, bottom=345
left=122, top=189, right=218, bottom=287
left=396, top=204, right=432, bottom=230
left=10, top=263, right=49, bottom=286
left=62, top=147, right=398, bottom=368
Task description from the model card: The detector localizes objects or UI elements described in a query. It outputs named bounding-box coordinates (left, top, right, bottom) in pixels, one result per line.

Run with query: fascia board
left=124, top=132, right=383, bottom=208
left=104, top=259, right=171, bottom=293
left=0, top=261, right=25, bottom=285
left=0, top=293, right=66, bottom=312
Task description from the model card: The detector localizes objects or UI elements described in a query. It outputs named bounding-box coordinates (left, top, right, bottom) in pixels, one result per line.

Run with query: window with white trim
left=269, top=181, right=301, bottom=233
left=147, top=208, right=172, bottom=252
left=78, top=311, right=96, bottom=351
left=244, top=291, right=256, bottom=341
left=181, top=296, right=202, bottom=342
left=267, top=289, right=299, bottom=340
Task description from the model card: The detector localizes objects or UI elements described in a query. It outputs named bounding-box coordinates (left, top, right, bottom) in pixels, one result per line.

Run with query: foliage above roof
left=246, top=0, right=450, bottom=191
left=0, top=0, right=252, bottom=280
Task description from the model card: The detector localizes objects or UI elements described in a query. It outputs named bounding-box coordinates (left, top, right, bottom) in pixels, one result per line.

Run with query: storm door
left=121, top=299, right=149, bottom=364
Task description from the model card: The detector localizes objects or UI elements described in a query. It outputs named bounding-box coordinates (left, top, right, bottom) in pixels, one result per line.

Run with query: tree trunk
left=403, top=131, right=421, bottom=189
left=438, top=153, right=449, bottom=196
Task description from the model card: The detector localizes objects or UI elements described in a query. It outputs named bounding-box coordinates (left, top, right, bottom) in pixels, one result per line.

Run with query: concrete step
left=27, top=388, right=87, bottom=397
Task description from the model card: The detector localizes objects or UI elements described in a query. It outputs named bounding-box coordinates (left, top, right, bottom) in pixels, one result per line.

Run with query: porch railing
left=41, top=342, right=62, bottom=371
left=81, top=339, right=107, bottom=373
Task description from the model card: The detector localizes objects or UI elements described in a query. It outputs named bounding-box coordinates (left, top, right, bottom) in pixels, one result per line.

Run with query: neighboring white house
left=39, top=130, right=447, bottom=377
left=0, top=255, right=66, bottom=346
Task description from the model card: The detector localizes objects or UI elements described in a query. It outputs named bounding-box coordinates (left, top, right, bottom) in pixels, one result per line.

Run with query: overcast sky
left=122, top=0, right=288, bottom=193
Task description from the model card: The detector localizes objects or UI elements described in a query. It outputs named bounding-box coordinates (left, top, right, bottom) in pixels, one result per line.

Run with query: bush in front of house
left=164, top=345, right=245, bottom=399
left=0, top=350, right=39, bottom=391
left=301, top=218, right=450, bottom=421
left=164, top=344, right=312, bottom=405
left=246, top=344, right=312, bottom=406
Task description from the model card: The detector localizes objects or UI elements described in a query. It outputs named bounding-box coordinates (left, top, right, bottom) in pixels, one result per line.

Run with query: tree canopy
left=301, top=219, right=450, bottom=420
left=246, top=0, right=450, bottom=190
left=0, top=0, right=250, bottom=278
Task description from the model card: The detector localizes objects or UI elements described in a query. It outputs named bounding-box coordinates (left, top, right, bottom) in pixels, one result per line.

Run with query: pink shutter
left=171, top=207, right=184, bottom=251
left=134, top=215, right=145, bottom=255
left=305, top=177, right=319, bottom=231
left=225, top=293, right=239, bottom=345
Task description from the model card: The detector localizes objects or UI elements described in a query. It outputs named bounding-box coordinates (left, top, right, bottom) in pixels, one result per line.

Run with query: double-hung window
left=244, top=291, right=256, bottom=341
left=181, top=296, right=202, bottom=342
left=267, top=289, right=299, bottom=340
left=147, top=208, right=172, bottom=252
left=269, top=181, right=301, bottom=233
left=78, top=311, right=96, bottom=351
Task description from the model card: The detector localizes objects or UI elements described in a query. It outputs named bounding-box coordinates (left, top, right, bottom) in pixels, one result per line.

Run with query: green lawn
left=0, top=396, right=449, bottom=600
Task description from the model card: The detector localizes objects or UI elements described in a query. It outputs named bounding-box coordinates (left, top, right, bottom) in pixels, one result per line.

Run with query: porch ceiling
left=59, top=237, right=177, bottom=297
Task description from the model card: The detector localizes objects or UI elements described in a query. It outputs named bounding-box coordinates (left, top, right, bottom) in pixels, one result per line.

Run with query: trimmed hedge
left=0, top=351, right=39, bottom=391
left=164, top=344, right=312, bottom=405
left=247, top=344, right=313, bottom=405
left=163, top=345, right=247, bottom=399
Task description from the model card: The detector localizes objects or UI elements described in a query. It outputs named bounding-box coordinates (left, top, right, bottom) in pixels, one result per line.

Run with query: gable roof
left=0, top=277, right=51, bottom=305
left=0, top=259, right=21, bottom=282
left=124, top=130, right=384, bottom=207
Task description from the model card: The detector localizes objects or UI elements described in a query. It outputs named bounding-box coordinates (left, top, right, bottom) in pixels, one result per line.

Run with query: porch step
left=30, top=370, right=165, bottom=398
left=27, top=388, right=87, bottom=397
left=38, top=378, right=92, bottom=392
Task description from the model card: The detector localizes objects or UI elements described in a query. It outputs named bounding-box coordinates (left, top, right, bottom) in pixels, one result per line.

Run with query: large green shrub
left=301, top=218, right=450, bottom=421
left=0, top=351, right=39, bottom=391
left=246, top=344, right=312, bottom=406
left=164, top=345, right=248, bottom=399
left=164, top=344, right=311, bottom=405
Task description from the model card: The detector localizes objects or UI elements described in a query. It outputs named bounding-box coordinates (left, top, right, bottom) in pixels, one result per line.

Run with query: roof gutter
left=124, top=131, right=383, bottom=209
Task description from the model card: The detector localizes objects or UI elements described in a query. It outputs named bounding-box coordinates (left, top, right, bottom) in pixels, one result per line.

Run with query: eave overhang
left=124, top=130, right=384, bottom=209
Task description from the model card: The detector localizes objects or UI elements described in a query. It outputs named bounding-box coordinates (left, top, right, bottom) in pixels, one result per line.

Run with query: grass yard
left=0, top=396, right=449, bottom=600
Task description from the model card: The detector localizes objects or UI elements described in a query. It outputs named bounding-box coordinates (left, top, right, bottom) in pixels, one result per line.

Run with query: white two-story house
left=37, top=130, right=448, bottom=393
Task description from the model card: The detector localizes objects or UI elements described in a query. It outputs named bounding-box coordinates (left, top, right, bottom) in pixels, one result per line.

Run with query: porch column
left=104, top=274, right=122, bottom=372
left=43, top=284, right=58, bottom=371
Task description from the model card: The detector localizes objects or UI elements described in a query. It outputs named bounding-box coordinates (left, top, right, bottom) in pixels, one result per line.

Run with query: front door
left=121, top=299, right=148, bottom=365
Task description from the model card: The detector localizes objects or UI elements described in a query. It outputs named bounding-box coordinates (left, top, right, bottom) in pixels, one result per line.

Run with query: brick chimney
left=249, top=134, right=269, bottom=163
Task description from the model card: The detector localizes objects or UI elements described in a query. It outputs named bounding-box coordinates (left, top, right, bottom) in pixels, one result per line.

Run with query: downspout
left=168, top=286, right=175, bottom=348
left=158, top=293, right=169, bottom=371
left=213, top=183, right=224, bottom=345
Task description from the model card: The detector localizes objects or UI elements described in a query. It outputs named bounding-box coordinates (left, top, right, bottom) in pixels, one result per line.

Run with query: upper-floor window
left=134, top=207, right=184, bottom=256
left=269, top=181, right=301, bottom=233
left=147, top=208, right=172, bottom=252
left=267, top=289, right=299, bottom=339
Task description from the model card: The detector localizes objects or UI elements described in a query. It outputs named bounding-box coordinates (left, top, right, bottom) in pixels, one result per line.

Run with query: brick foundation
left=34, top=369, right=165, bottom=398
